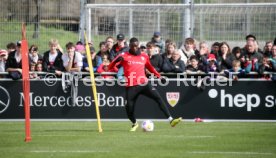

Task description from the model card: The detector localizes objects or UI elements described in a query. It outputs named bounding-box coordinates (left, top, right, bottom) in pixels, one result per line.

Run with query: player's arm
left=108, top=54, right=123, bottom=71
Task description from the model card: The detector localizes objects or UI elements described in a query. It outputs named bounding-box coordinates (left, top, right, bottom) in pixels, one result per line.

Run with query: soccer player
left=108, top=37, right=182, bottom=132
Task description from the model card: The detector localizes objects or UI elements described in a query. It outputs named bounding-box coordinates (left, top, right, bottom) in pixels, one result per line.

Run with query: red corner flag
left=21, top=23, right=31, bottom=142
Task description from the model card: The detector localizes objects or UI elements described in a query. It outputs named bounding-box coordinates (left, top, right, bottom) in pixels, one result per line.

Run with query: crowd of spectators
left=0, top=33, right=275, bottom=80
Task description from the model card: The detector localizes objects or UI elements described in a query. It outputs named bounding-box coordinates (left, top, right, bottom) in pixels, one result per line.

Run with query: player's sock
left=168, top=116, right=173, bottom=122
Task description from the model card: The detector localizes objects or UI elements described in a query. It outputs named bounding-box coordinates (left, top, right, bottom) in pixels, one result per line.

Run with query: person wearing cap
left=42, top=39, right=64, bottom=75
left=140, top=44, right=147, bottom=53
left=0, top=49, right=8, bottom=76
left=110, top=33, right=129, bottom=60
left=242, top=34, right=262, bottom=54
left=110, top=33, right=129, bottom=81
left=246, top=34, right=256, bottom=42
left=5, top=41, right=25, bottom=80
left=204, top=53, right=220, bottom=73
left=151, top=31, right=165, bottom=54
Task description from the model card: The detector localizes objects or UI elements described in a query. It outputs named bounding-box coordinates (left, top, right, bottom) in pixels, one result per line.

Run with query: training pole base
left=24, top=137, right=32, bottom=142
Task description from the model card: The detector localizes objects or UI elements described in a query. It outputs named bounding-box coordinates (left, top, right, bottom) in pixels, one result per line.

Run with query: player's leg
left=126, top=86, right=141, bottom=131
left=141, top=83, right=182, bottom=127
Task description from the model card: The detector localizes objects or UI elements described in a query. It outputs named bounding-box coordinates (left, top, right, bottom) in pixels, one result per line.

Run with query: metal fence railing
left=0, top=0, right=80, bottom=53
left=0, top=1, right=275, bottom=53
left=84, top=3, right=276, bottom=48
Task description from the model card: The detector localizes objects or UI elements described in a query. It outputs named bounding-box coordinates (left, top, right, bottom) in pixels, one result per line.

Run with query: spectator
left=83, top=47, right=102, bottom=72
left=217, top=42, right=232, bottom=71
left=140, top=45, right=147, bottom=53
left=0, top=49, right=8, bottom=77
left=162, top=50, right=185, bottom=73
left=165, top=39, right=173, bottom=48
left=271, top=45, right=276, bottom=62
left=179, top=37, right=198, bottom=65
left=151, top=31, right=165, bottom=54
left=97, top=54, right=117, bottom=79
left=263, top=41, right=273, bottom=56
left=105, top=36, right=114, bottom=54
left=97, top=41, right=108, bottom=60
left=62, top=42, right=83, bottom=72
left=110, top=34, right=129, bottom=81
left=42, top=39, right=64, bottom=75
left=75, top=41, right=86, bottom=56
left=204, top=54, right=220, bottom=73
left=211, top=42, right=220, bottom=57
left=5, top=41, right=24, bottom=80
left=6, top=42, right=16, bottom=54
left=36, top=62, right=43, bottom=72
left=242, top=40, right=263, bottom=73
left=242, top=34, right=262, bottom=54
left=146, top=42, right=163, bottom=72
left=35, top=62, right=43, bottom=79
left=29, top=44, right=42, bottom=64
left=254, top=40, right=263, bottom=54
left=186, top=55, right=204, bottom=73
left=161, top=42, right=177, bottom=71
left=258, top=55, right=276, bottom=79
left=110, top=33, right=129, bottom=60
left=29, top=62, right=38, bottom=79
left=197, top=41, right=209, bottom=66
left=271, top=45, right=276, bottom=81
left=224, top=60, right=246, bottom=80
left=226, top=46, right=241, bottom=64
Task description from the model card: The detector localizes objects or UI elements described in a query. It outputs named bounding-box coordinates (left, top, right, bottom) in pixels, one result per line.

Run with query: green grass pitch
left=0, top=121, right=276, bottom=158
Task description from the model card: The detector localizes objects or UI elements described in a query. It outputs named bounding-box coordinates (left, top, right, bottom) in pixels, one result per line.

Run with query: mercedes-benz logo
left=0, top=86, right=10, bottom=114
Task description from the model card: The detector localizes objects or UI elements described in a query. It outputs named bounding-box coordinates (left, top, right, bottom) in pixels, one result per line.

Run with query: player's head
left=129, top=37, right=140, bottom=55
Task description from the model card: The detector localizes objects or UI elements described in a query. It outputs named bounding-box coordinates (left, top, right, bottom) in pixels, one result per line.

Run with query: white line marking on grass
left=188, top=151, right=274, bottom=155
left=30, top=150, right=109, bottom=153
left=159, top=135, right=215, bottom=138
left=34, top=135, right=91, bottom=137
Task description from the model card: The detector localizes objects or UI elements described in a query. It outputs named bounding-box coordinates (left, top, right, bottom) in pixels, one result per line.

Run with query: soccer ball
left=141, top=120, right=154, bottom=132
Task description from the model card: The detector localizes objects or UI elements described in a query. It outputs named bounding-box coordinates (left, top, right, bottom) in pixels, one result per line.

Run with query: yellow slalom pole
left=84, top=32, right=103, bottom=132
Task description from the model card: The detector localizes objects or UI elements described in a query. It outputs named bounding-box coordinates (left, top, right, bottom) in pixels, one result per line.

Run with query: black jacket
left=109, top=43, right=129, bottom=60
left=5, top=51, right=30, bottom=70
left=162, top=57, right=185, bottom=73
left=149, top=54, right=163, bottom=72
left=42, top=50, right=64, bottom=73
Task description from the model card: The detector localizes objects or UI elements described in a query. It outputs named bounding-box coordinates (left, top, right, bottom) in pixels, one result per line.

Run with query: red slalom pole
left=21, top=23, right=31, bottom=142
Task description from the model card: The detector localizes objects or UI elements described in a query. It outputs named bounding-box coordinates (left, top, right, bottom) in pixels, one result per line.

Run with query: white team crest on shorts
left=166, top=92, right=180, bottom=107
